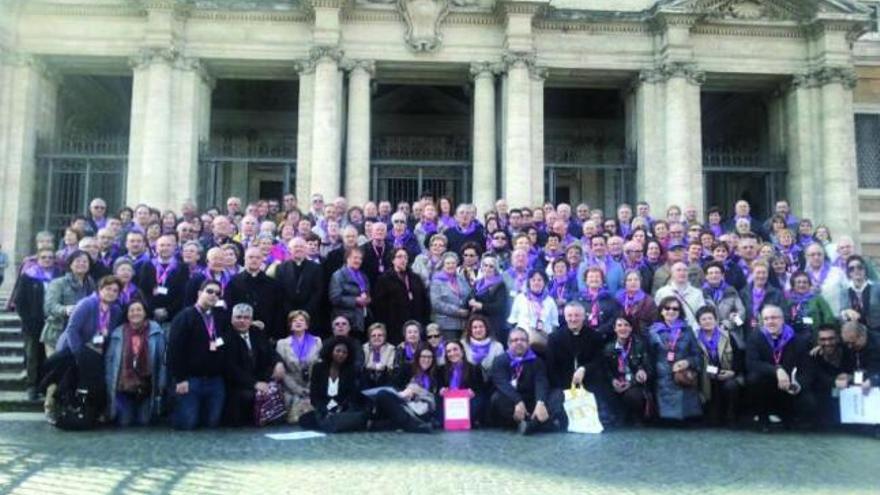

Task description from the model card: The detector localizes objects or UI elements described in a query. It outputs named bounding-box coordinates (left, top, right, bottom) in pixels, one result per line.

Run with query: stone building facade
left=1, top=0, right=879, bottom=278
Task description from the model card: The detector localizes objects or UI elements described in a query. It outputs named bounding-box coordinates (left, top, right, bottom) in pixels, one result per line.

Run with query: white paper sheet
left=839, top=387, right=880, bottom=424
left=265, top=431, right=327, bottom=441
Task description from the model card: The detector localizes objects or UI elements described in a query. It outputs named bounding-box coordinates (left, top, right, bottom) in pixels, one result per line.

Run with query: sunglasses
left=393, top=220, right=406, bottom=224
left=848, top=264, right=865, bottom=272
left=203, top=288, right=220, bottom=295
left=426, top=334, right=441, bottom=340
left=662, top=306, right=681, bottom=312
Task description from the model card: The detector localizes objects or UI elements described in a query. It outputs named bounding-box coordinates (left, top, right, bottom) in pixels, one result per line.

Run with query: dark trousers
left=374, top=390, right=429, bottom=431
left=22, top=322, right=45, bottom=388
left=608, top=384, right=649, bottom=425
left=704, top=379, right=742, bottom=426
left=489, top=390, right=565, bottom=432
left=224, top=387, right=256, bottom=427
left=747, top=377, right=817, bottom=428
left=173, top=376, right=225, bottom=430
left=300, top=408, right=367, bottom=433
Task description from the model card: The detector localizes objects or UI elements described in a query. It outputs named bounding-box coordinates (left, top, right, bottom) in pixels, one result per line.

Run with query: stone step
left=0, top=313, right=22, bottom=329
left=0, top=391, right=43, bottom=412
left=0, top=371, right=26, bottom=391
left=0, top=340, right=25, bottom=357
left=0, top=327, right=22, bottom=342
left=0, top=354, right=24, bottom=372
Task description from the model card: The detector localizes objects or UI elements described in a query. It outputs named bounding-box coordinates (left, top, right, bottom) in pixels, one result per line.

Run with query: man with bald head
left=275, top=236, right=324, bottom=320
left=185, top=247, right=232, bottom=307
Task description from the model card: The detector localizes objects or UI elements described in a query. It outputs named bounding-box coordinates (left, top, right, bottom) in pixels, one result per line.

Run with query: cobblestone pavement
left=0, top=414, right=877, bottom=495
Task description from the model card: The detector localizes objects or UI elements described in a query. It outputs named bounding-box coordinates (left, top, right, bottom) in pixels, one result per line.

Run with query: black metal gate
left=703, top=149, right=786, bottom=219
left=36, top=137, right=128, bottom=234
left=370, top=135, right=471, bottom=205
left=198, top=137, right=296, bottom=208
left=544, top=143, right=635, bottom=211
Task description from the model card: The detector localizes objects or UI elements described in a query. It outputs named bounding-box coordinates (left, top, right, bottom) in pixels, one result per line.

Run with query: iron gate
left=36, top=137, right=128, bottom=234
left=544, top=142, right=635, bottom=211
left=702, top=148, right=786, bottom=218
left=370, top=135, right=471, bottom=205
left=198, top=137, right=296, bottom=208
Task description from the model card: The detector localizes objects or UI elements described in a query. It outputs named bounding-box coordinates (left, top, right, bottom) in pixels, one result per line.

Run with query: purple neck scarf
left=751, top=285, right=767, bottom=312
left=455, top=221, right=477, bottom=236
left=699, top=328, right=721, bottom=362
left=507, top=348, right=537, bottom=370
left=761, top=325, right=795, bottom=365
left=420, top=220, right=438, bottom=235
left=390, top=230, right=414, bottom=249
left=23, top=262, right=56, bottom=282
left=615, top=289, right=646, bottom=311
left=475, top=274, right=503, bottom=296
left=449, top=362, right=463, bottom=389
left=348, top=267, right=368, bottom=292
left=404, top=342, right=416, bottom=362
left=290, top=333, right=317, bottom=363
left=702, top=280, right=729, bottom=304
left=468, top=339, right=492, bottom=364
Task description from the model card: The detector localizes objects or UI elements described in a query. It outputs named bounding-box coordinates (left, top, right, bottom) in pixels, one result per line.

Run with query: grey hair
left=232, top=303, right=253, bottom=318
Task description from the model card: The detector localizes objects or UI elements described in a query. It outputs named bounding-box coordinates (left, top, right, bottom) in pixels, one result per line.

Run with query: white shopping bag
left=563, top=386, right=603, bottom=434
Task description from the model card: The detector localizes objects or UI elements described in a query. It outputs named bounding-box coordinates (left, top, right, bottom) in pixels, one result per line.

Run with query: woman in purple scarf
left=394, top=320, right=424, bottom=369
left=439, top=340, right=485, bottom=426
left=277, top=309, right=322, bottom=424
left=467, top=254, right=510, bottom=343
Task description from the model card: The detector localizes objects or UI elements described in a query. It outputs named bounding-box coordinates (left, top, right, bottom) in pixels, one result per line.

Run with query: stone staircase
left=860, top=190, right=880, bottom=261
left=0, top=298, right=40, bottom=411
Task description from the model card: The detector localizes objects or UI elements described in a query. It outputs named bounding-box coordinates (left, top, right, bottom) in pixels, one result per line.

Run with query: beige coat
left=276, top=335, right=322, bottom=423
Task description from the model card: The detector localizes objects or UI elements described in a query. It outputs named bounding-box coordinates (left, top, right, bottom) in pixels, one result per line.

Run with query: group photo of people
left=7, top=192, right=880, bottom=435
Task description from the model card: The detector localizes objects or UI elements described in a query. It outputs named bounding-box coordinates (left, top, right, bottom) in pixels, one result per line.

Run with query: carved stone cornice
left=0, top=52, right=61, bottom=84
left=136, top=0, right=192, bottom=19
left=309, top=46, right=344, bottom=64
left=793, top=66, right=858, bottom=90
left=398, top=0, right=451, bottom=53
left=129, top=47, right=179, bottom=70
left=309, top=0, right=348, bottom=8
left=495, top=0, right=547, bottom=18
left=343, top=59, right=376, bottom=77
left=529, top=66, right=548, bottom=82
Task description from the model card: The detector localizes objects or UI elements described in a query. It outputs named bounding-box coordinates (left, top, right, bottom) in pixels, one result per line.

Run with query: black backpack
left=55, top=388, right=98, bottom=431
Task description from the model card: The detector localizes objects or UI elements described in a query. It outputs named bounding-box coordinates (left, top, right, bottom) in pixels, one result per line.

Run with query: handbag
left=253, top=382, right=287, bottom=427
left=563, top=386, right=603, bottom=434
left=673, top=368, right=698, bottom=388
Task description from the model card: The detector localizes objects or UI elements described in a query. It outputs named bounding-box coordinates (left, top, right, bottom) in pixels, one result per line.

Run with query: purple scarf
left=761, top=325, right=795, bottom=365
left=290, top=333, right=317, bottom=363
left=439, top=215, right=456, bottom=229
left=615, top=289, right=646, bottom=313
left=454, top=221, right=477, bottom=236
left=23, top=262, right=57, bottom=282
left=507, top=348, right=537, bottom=371
left=702, top=280, right=729, bottom=304
left=390, top=229, right=415, bottom=249
left=807, top=263, right=831, bottom=289
left=153, top=257, right=178, bottom=286
left=699, top=328, right=721, bottom=362
left=420, top=220, right=438, bottom=236
left=505, top=267, right=528, bottom=293
left=449, top=362, right=463, bottom=389
left=404, top=342, right=416, bottom=362
left=751, top=285, right=767, bottom=313
left=468, top=339, right=492, bottom=365
left=474, top=274, right=503, bottom=296
left=348, top=267, right=368, bottom=292
left=549, top=274, right=574, bottom=300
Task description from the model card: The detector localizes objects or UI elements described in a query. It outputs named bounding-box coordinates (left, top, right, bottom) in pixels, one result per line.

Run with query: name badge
left=154, top=286, right=169, bottom=296
left=92, top=334, right=105, bottom=345
left=214, top=337, right=225, bottom=348
left=215, top=300, right=227, bottom=309
left=732, top=315, right=744, bottom=327
left=667, top=351, right=675, bottom=362
left=510, top=378, right=518, bottom=388
left=706, top=365, right=719, bottom=375
left=802, top=316, right=814, bottom=326
left=854, top=370, right=865, bottom=385
left=510, top=290, right=518, bottom=298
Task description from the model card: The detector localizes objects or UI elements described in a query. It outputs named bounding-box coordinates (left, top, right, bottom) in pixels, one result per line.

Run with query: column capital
left=501, top=51, right=535, bottom=72
left=294, top=58, right=316, bottom=76
left=637, top=62, right=705, bottom=86
left=176, top=56, right=216, bottom=89
left=529, top=66, right=547, bottom=82
left=0, top=52, right=60, bottom=84
left=792, top=66, right=858, bottom=90
left=342, top=59, right=375, bottom=77
left=129, top=47, right=179, bottom=70
left=469, top=61, right=502, bottom=80
left=309, top=46, right=344, bottom=64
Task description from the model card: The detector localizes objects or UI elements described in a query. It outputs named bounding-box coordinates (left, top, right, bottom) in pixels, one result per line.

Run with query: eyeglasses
left=392, top=220, right=406, bottom=224
left=848, top=264, right=865, bottom=272
left=463, top=252, right=478, bottom=257
left=92, top=205, right=106, bottom=210
left=662, top=306, right=680, bottom=312
left=493, top=235, right=507, bottom=240
left=333, top=321, right=349, bottom=326
left=624, top=250, right=640, bottom=254
left=234, top=315, right=252, bottom=320
left=426, top=334, right=441, bottom=340
left=203, top=288, right=220, bottom=295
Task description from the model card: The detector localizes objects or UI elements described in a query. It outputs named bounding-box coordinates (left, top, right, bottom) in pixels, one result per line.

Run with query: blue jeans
left=173, top=376, right=225, bottom=430
left=115, top=392, right=152, bottom=427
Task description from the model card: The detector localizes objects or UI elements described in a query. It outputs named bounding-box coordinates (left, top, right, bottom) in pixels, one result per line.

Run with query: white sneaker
left=768, top=414, right=782, bottom=424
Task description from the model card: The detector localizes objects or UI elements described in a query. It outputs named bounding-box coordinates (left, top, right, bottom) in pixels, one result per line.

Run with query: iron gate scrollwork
left=198, top=136, right=296, bottom=208
left=370, top=135, right=471, bottom=205
left=544, top=142, right=635, bottom=211
left=36, top=137, right=128, bottom=235
left=702, top=147, right=786, bottom=218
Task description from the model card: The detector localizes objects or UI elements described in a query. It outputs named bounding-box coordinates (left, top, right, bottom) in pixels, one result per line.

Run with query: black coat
left=739, top=284, right=785, bottom=331
left=444, top=224, right=486, bottom=256
left=361, top=242, right=392, bottom=287
left=602, top=336, right=653, bottom=384
left=490, top=352, right=549, bottom=405
left=226, top=271, right=285, bottom=341
left=842, top=332, right=880, bottom=384
left=224, top=328, right=280, bottom=391
left=576, top=291, right=622, bottom=342
left=14, top=274, right=48, bottom=334
left=471, top=282, right=509, bottom=341
left=168, top=306, right=231, bottom=382
left=309, top=361, right=362, bottom=415
left=745, top=330, right=813, bottom=388
left=545, top=326, right=605, bottom=390
left=275, top=260, right=324, bottom=320
left=371, top=270, right=430, bottom=344
left=149, top=260, right=189, bottom=322
left=438, top=362, right=484, bottom=393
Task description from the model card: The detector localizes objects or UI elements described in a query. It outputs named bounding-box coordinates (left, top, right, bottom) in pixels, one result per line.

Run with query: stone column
left=633, top=70, right=666, bottom=211
left=500, top=52, right=533, bottom=207
left=128, top=49, right=212, bottom=210
left=344, top=59, right=374, bottom=205
left=309, top=46, right=344, bottom=198
left=662, top=63, right=705, bottom=216
left=783, top=76, right=821, bottom=221
left=470, top=62, right=497, bottom=214
left=530, top=67, right=546, bottom=206
left=295, top=60, right=315, bottom=205
left=817, top=67, right=860, bottom=243
left=0, top=53, right=58, bottom=276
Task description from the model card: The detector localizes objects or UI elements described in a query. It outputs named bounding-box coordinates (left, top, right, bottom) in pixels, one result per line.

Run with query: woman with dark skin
left=301, top=337, right=367, bottom=433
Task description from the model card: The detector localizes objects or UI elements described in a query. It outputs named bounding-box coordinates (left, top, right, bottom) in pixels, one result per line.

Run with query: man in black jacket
left=840, top=321, right=880, bottom=391
left=226, top=247, right=284, bottom=341
left=809, top=324, right=846, bottom=427
left=124, top=230, right=157, bottom=306
left=490, top=328, right=565, bottom=434
left=444, top=204, right=486, bottom=255
left=150, top=234, right=189, bottom=326
left=275, top=237, right=324, bottom=321
left=168, top=280, right=230, bottom=430
left=224, top=303, right=284, bottom=426
left=14, top=248, right=57, bottom=400
left=360, top=222, right=391, bottom=287
left=746, top=304, right=817, bottom=430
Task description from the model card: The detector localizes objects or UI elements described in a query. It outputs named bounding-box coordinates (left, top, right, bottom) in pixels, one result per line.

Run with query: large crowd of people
left=6, top=192, right=880, bottom=435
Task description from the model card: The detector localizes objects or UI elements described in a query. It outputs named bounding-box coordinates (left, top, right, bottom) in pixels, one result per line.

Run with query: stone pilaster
left=530, top=66, right=546, bottom=206
left=784, top=74, right=822, bottom=222
left=500, top=51, right=534, bottom=208
left=0, top=53, right=59, bottom=277
left=470, top=62, right=497, bottom=215
left=308, top=46, right=343, bottom=198
left=127, top=48, right=213, bottom=210
left=295, top=59, right=315, bottom=205
left=344, top=59, right=374, bottom=205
